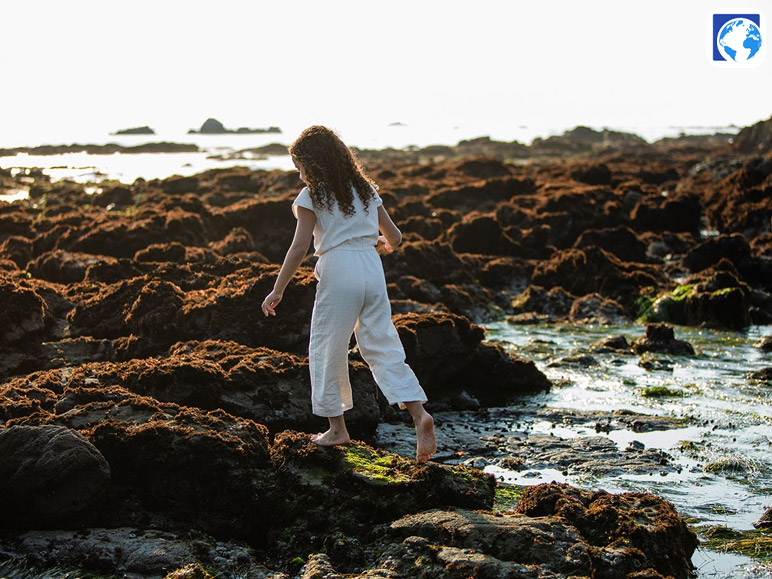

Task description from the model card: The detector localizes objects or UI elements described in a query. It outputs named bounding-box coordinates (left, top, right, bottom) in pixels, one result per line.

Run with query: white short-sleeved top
left=292, top=184, right=383, bottom=256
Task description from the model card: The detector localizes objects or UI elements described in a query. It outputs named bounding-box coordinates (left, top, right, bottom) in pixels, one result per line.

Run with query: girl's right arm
left=261, top=206, right=315, bottom=316
left=377, top=205, right=402, bottom=252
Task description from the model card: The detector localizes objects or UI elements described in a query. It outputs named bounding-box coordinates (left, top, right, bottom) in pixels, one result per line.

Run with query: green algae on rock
left=700, top=525, right=772, bottom=562
left=638, top=261, right=752, bottom=329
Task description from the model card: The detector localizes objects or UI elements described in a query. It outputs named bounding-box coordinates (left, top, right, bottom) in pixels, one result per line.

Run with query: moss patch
left=340, top=444, right=412, bottom=485
left=493, top=484, right=523, bottom=512
left=700, top=525, right=772, bottom=561
left=640, top=385, right=684, bottom=397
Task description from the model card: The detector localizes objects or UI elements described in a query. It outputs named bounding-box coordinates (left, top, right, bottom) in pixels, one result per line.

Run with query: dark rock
left=394, top=312, right=552, bottom=404
left=532, top=246, right=664, bottom=310
left=0, top=425, right=110, bottom=528
left=270, top=432, right=495, bottom=538
left=755, top=336, right=772, bottom=352
left=448, top=213, right=521, bottom=256
left=93, top=185, right=134, bottom=208
left=210, top=227, right=257, bottom=255
left=568, top=293, right=628, bottom=324
left=498, top=433, right=675, bottom=476
left=511, top=285, right=575, bottom=319
left=753, top=505, right=772, bottom=528
left=683, top=233, right=752, bottom=273
left=0, top=277, right=47, bottom=344
left=0, top=235, right=33, bottom=268
left=74, top=340, right=382, bottom=439
left=162, top=175, right=199, bottom=194
left=631, top=194, right=702, bottom=235
left=388, top=509, right=592, bottom=577
left=631, top=324, right=695, bottom=356
left=134, top=242, right=188, bottom=262
left=428, top=177, right=535, bottom=211
left=571, top=162, right=612, bottom=185
left=113, top=125, right=155, bottom=135
left=590, top=335, right=633, bottom=354
left=573, top=226, right=648, bottom=263
left=548, top=354, right=599, bottom=368
left=2, top=528, right=259, bottom=578
left=195, top=118, right=227, bottom=133
left=29, top=250, right=113, bottom=283
left=14, top=395, right=275, bottom=541
left=746, top=367, right=772, bottom=382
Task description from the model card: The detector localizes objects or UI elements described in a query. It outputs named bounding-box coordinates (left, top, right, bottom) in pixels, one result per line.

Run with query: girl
left=261, top=125, right=436, bottom=463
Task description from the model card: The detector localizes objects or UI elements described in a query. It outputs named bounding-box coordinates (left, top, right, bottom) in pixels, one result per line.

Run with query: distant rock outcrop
left=188, top=117, right=281, bottom=135
left=112, top=126, right=155, bottom=135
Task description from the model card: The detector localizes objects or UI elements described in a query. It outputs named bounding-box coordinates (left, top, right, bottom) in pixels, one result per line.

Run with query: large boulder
left=641, top=260, right=752, bottom=329
left=393, top=312, right=551, bottom=405
left=0, top=425, right=110, bottom=528
left=269, top=431, right=495, bottom=560
left=10, top=394, right=275, bottom=542
left=514, top=483, right=697, bottom=579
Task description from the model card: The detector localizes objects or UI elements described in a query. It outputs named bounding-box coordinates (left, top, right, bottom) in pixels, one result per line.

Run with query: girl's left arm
left=261, top=207, right=315, bottom=316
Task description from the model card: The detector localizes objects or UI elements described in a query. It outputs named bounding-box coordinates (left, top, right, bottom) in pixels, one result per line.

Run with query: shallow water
left=479, top=321, right=772, bottom=578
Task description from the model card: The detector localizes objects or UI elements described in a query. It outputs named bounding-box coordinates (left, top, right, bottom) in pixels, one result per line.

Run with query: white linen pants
left=309, top=242, right=427, bottom=417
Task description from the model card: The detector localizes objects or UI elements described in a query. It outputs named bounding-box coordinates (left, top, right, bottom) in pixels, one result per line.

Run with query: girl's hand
left=378, top=235, right=393, bottom=252
left=261, top=290, right=283, bottom=317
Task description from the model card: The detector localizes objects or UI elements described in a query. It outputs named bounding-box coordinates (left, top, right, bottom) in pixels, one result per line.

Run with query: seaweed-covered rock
left=683, top=233, right=752, bottom=273
left=514, top=483, right=697, bottom=579
left=641, top=260, right=752, bottom=329
left=386, top=509, right=591, bottom=577
left=28, top=250, right=115, bottom=283
left=568, top=293, right=628, bottom=324
left=0, top=425, right=110, bottom=528
left=511, top=285, right=575, bottom=319
left=393, top=312, right=551, bottom=404
left=269, top=431, right=495, bottom=556
left=11, top=395, right=275, bottom=542
left=59, top=341, right=382, bottom=439
left=631, top=194, right=702, bottom=235
left=532, top=247, right=663, bottom=311
left=573, top=226, right=648, bottom=263
left=447, top=213, right=521, bottom=256
left=0, top=277, right=47, bottom=344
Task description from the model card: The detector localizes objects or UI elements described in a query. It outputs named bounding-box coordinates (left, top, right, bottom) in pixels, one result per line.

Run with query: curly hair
left=289, top=125, right=377, bottom=217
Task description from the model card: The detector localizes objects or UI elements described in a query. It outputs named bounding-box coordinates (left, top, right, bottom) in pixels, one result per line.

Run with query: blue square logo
left=713, top=13, right=763, bottom=62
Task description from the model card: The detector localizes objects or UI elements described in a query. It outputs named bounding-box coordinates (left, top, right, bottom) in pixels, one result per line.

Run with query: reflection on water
left=483, top=321, right=772, bottom=578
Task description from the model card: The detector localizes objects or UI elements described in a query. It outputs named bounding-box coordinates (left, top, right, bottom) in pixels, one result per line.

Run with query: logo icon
left=712, top=14, right=763, bottom=65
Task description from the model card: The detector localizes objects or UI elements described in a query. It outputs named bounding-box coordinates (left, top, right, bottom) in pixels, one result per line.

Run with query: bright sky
left=1, top=0, right=770, bottom=142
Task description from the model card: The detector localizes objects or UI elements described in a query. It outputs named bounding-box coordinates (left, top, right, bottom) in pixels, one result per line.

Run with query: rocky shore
left=2, top=118, right=772, bottom=577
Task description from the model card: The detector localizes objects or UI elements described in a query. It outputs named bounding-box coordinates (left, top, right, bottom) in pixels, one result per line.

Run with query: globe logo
left=716, top=18, right=762, bottom=61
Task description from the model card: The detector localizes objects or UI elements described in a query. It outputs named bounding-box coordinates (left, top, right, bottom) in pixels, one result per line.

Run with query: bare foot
left=310, top=429, right=351, bottom=447
left=415, top=412, right=436, bottom=462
